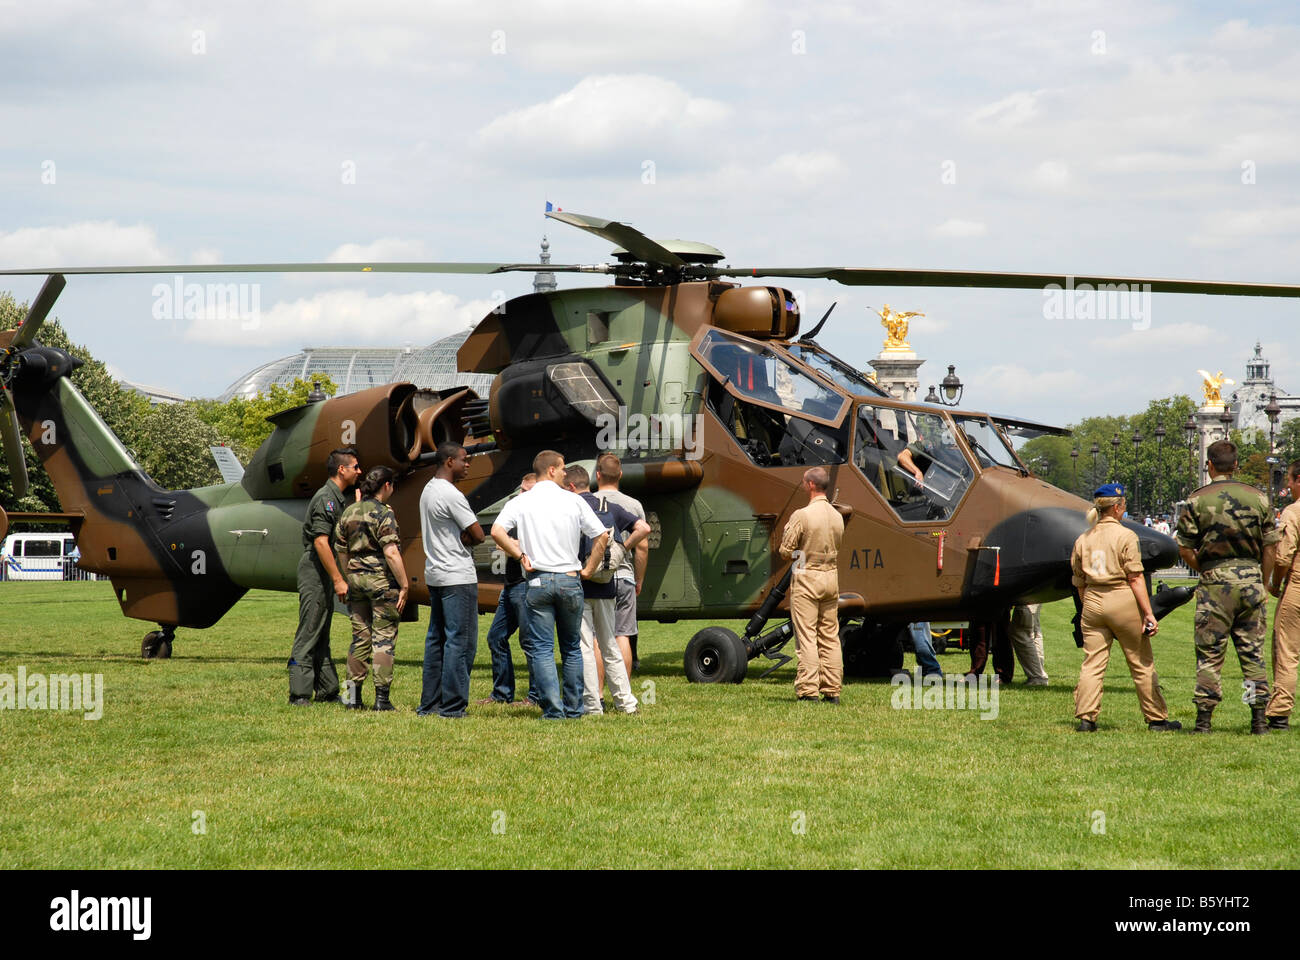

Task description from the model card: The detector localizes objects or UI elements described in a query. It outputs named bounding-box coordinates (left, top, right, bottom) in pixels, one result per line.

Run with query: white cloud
left=765, top=152, right=845, bottom=190
left=933, top=219, right=987, bottom=238
left=971, top=364, right=1089, bottom=407
left=968, top=90, right=1056, bottom=129
left=1189, top=206, right=1300, bottom=247
left=1211, top=19, right=1276, bottom=50
left=1032, top=160, right=1070, bottom=189
left=326, top=238, right=431, bottom=262
left=1089, top=321, right=1225, bottom=354
left=474, top=74, right=730, bottom=170
left=182, top=289, right=497, bottom=348
left=0, top=221, right=169, bottom=267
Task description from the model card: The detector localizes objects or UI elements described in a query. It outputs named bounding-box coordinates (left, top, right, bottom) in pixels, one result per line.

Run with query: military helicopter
left=2, top=210, right=1297, bottom=676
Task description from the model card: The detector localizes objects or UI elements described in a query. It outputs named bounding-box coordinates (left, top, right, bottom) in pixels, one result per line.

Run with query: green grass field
left=2, top=579, right=1297, bottom=869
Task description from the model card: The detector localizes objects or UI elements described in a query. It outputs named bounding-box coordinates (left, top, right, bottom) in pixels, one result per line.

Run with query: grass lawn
left=2, top=578, right=1297, bottom=869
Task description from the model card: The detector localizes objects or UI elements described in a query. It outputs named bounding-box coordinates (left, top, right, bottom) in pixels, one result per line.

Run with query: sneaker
left=475, top=697, right=507, bottom=705
left=1147, top=719, right=1182, bottom=732
left=1076, top=719, right=1098, bottom=732
left=314, top=693, right=341, bottom=704
left=621, top=707, right=639, bottom=715
left=515, top=698, right=539, bottom=708
left=289, top=696, right=312, bottom=707
left=1025, top=678, right=1049, bottom=687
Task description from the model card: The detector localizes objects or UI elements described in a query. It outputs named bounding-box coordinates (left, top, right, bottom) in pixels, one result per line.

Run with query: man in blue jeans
left=417, top=443, right=484, bottom=718
left=479, top=473, right=540, bottom=706
left=491, top=450, right=608, bottom=719
left=909, top=622, right=943, bottom=677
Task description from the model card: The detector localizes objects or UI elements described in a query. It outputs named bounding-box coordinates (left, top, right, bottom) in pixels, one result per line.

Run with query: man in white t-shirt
left=417, top=442, right=484, bottom=718
left=491, top=450, right=607, bottom=719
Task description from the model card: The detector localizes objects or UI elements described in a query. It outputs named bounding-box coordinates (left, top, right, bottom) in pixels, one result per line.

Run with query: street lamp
left=1090, top=441, right=1099, bottom=490
left=923, top=385, right=941, bottom=404
left=1110, top=433, right=1121, bottom=484
left=1153, top=418, right=1166, bottom=515
left=1266, top=393, right=1282, bottom=511
left=1071, top=446, right=1079, bottom=495
left=939, top=365, right=964, bottom=406
left=1131, top=427, right=1143, bottom=518
left=1184, top=414, right=1197, bottom=495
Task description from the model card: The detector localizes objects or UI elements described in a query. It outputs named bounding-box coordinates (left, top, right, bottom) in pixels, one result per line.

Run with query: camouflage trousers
left=347, top=585, right=401, bottom=690
left=1194, top=562, right=1269, bottom=711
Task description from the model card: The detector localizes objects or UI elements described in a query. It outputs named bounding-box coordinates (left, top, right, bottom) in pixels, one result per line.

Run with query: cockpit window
left=853, top=404, right=973, bottom=522
left=786, top=343, right=889, bottom=398
left=695, top=329, right=847, bottom=424
left=951, top=416, right=1024, bottom=471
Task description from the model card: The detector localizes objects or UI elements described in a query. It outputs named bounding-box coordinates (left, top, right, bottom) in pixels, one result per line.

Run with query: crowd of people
left=283, top=437, right=1300, bottom=734
left=286, top=446, right=651, bottom=720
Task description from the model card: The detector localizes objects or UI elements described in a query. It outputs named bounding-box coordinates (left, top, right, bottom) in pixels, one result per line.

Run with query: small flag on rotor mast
left=545, top=201, right=562, bottom=213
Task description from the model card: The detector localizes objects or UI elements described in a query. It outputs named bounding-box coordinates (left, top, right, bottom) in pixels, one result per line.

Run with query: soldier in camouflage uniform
left=1176, top=440, right=1279, bottom=734
left=288, top=448, right=360, bottom=706
left=334, top=466, right=410, bottom=711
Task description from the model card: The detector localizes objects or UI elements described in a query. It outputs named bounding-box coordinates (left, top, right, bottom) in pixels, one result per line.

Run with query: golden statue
left=1197, top=369, right=1235, bottom=407
left=877, top=304, right=924, bottom=350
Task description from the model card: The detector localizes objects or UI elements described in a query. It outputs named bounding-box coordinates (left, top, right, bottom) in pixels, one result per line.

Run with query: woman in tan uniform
left=1071, top=483, right=1180, bottom=732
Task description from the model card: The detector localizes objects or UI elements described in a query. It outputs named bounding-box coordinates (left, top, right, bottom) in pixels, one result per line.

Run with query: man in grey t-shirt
left=417, top=442, right=484, bottom=718
left=595, top=453, right=648, bottom=673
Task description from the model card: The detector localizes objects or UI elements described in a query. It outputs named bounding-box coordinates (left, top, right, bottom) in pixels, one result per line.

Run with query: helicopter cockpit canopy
left=785, top=342, right=890, bottom=398
left=695, top=329, right=847, bottom=424
left=854, top=402, right=975, bottom=522
left=950, top=415, right=1026, bottom=472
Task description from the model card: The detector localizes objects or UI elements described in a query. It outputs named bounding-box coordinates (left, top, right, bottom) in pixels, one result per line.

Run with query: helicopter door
left=700, top=519, right=772, bottom=606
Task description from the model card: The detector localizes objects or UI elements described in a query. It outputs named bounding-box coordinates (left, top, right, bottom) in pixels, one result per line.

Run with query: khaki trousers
left=791, top=567, right=842, bottom=698
left=1073, top=584, right=1168, bottom=723
left=1267, top=579, right=1300, bottom=718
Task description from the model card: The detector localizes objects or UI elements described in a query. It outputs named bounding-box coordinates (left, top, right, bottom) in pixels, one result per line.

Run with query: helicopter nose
left=967, top=507, right=1179, bottom=605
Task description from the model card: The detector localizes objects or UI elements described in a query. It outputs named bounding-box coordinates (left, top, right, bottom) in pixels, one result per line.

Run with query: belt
left=532, top=570, right=579, bottom=577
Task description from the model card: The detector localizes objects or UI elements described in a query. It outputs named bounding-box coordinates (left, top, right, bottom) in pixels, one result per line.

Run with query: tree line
left=1018, top=394, right=1300, bottom=516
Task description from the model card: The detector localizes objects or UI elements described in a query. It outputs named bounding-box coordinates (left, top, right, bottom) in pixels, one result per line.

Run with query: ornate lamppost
left=1131, top=427, right=1143, bottom=518
left=1184, top=414, right=1197, bottom=496
left=1266, top=392, right=1282, bottom=512
left=1111, top=433, right=1121, bottom=489
left=1070, top=446, right=1079, bottom=495
left=1090, top=441, right=1099, bottom=490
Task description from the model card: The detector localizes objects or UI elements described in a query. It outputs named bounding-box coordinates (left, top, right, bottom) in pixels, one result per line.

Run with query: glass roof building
left=217, top=329, right=495, bottom=402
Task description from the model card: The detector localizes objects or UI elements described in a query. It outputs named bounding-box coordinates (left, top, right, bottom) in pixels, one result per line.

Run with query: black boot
left=1251, top=705, right=1268, bottom=735
left=344, top=680, right=365, bottom=710
left=373, top=686, right=395, bottom=711
left=1191, top=709, right=1213, bottom=734
left=1268, top=716, right=1289, bottom=731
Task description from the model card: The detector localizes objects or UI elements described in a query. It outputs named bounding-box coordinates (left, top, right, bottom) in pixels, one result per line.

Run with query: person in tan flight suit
left=1071, top=483, right=1180, bottom=732
left=779, top=466, right=845, bottom=704
left=1265, top=460, right=1300, bottom=731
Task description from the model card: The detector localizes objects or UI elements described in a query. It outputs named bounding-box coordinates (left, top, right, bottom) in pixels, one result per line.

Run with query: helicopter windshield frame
left=690, top=326, right=849, bottom=428
left=784, top=341, right=891, bottom=399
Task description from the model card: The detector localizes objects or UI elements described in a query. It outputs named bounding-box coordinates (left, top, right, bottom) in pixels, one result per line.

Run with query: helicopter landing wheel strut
left=684, top=626, right=748, bottom=684
left=141, top=625, right=175, bottom=659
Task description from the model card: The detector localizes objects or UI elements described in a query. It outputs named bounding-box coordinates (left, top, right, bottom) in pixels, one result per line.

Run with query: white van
left=1, top=532, right=79, bottom=581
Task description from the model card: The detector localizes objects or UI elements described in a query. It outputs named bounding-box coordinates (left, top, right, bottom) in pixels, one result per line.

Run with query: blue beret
left=1095, top=483, right=1125, bottom=498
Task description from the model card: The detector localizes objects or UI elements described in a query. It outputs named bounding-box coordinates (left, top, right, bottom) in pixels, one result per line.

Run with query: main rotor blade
left=719, top=267, right=1300, bottom=298
left=13, top=273, right=66, bottom=348
left=546, top=211, right=686, bottom=268
left=0, top=390, right=29, bottom=499
left=0, top=262, right=612, bottom=277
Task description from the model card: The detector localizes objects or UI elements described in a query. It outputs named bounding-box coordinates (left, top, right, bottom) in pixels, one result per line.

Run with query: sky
left=2, top=0, right=1298, bottom=426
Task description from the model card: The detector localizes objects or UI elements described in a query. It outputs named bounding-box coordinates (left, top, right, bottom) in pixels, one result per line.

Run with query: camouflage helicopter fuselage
left=2, top=275, right=1181, bottom=656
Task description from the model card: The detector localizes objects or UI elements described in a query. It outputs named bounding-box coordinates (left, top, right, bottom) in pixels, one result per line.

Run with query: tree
left=190, top=376, right=337, bottom=463
left=1276, top=418, right=1300, bottom=468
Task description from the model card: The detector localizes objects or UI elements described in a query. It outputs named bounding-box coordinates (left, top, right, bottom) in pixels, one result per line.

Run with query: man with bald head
left=779, top=466, right=845, bottom=703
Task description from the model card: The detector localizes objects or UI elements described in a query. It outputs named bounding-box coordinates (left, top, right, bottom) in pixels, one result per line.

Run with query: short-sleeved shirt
left=779, top=496, right=844, bottom=571
left=419, top=477, right=478, bottom=587
left=579, top=492, right=638, bottom=600
left=1277, top=502, right=1300, bottom=573
left=1175, top=477, right=1279, bottom=571
left=594, top=488, right=646, bottom=582
left=493, top=480, right=606, bottom=574
left=1071, top=516, right=1144, bottom=590
left=302, top=478, right=348, bottom=554
left=333, top=498, right=401, bottom=586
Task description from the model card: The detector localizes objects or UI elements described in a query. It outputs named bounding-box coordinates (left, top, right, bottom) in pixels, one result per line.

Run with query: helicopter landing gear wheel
left=141, top=625, right=175, bottom=659
left=684, top=627, right=748, bottom=684
left=841, top=622, right=904, bottom=678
